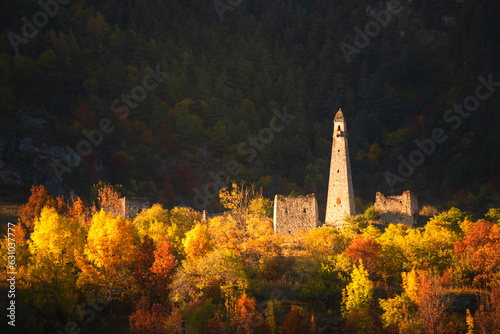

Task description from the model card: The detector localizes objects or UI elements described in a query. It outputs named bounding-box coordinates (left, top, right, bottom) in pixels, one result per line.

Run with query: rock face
left=273, top=194, right=320, bottom=234
left=375, top=190, right=418, bottom=227
left=324, top=109, right=356, bottom=230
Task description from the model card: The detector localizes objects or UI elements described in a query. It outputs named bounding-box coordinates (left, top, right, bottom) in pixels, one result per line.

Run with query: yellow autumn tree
left=30, top=206, right=85, bottom=266
left=28, top=206, right=85, bottom=313
left=184, top=223, right=213, bottom=263
left=208, top=215, right=245, bottom=254
left=219, top=181, right=249, bottom=225
left=77, top=210, right=137, bottom=297
left=133, top=203, right=170, bottom=243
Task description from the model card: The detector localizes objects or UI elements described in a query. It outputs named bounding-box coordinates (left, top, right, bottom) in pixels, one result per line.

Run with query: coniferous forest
left=1, top=0, right=500, bottom=333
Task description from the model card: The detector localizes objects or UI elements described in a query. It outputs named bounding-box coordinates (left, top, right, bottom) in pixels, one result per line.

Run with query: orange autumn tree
left=455, top=219, right=500, bottom=286
left=19, top=184, right=56, bottom=230
left=345, top=236, right=380, bottom=279
left=231, top=293, right=269, bottom=334
left=474, top=285, right=500, bottom=333
left=129, top=296, right=168, bottom=334
left=279, top=306, right=318, bottom=334
left=77, top=210, right=137, bottom=298
left=97, top=183, right=123, bottom=216
left=69, top=195, right=89, bottom=224
left=417, top=271, right=452, bottom=334
left=151, top=236, right=177, bottom=297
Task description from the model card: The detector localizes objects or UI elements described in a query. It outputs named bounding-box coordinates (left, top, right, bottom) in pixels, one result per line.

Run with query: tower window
left=303, top=208, right=306, bottom=213
left=338, top=125, right=341, bottom=131
left=338, top=149, right=340, bottom=152
left=337, top=170, right=339, bottom=173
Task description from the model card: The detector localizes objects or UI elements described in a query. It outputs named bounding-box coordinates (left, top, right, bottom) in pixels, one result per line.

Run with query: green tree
left=342, top=261, right=373, bottom=317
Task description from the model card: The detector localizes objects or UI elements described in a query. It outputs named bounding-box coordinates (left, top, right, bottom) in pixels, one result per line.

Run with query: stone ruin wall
left=120, top=197, right=150, bottom=219
left=273, top=194, right=320, bottom=234
left=374, top=190, right=418, bottom=227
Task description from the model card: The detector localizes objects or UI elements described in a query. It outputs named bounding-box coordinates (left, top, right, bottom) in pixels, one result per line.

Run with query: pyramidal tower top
left=325, top=108, right=355, bottom=229
left=334, top=108, right=344, bottom=122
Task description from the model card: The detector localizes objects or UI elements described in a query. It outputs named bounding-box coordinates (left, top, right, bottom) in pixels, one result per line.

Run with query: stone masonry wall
left=120, top=197, right=150, bottom=219
left=273, top=194, right=320, bottom=234
left=374, top=190, right=418, bottom=227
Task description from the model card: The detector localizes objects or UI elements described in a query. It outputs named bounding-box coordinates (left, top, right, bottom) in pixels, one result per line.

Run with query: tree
left=19, top=185, right=56, bottom=230
left=133, top=204, right=170, bottom=244
left=151, top=236, right=177, bottom=297
left=299, top=258, right=343, bottom=309
left=26, top=206, right=85, bottom=322
left=173, top=163, right=198, bottom=195
left=68, top=195, right=89, bottom=224
left=134, top=235, right=155, bottom=293
left=248, top=195, right=273, bottom=218
left=380, top=269, right=420, bottom=332
left=304, top=226, right=349, bottom=257
left=474, top=285, right=500, bottom=334
left=417, top=271, right=451, bottom=334
left=164, top=307, right=184, bottom=333
left=485, top=208, right=500, bottom=224
left=219, top=181, right=249, bottom=224
left=30, top=206, right=85, bottom=267
left=279, top=306, right=317, bottom=334
left=156, top=123, right=176, bottom=152
left=129, top=296, right=168, bottom=334
left=342, top=261, right=373, bottom=317
left=170, top=250, right=249, bottom=311
left=105, top=152, right=136, bottom=188
left=77, top=210, right=137, bottom=296
left=232, top=293, right=268, bottom=334
left=186, top=298, right=218, bottom=334
left=428, top=207, right=471, bottom=237
left=184, top=223, right=213, bottom=263
left=345, top=236, right=380, bottom=279
left=208, top=215, right=247, bottom=255
left=95, top=183, right=123, bottom=217
left=205, top=313, right=226, bottom=334
left=455, top=220, right=500, bottom=286
left=161, top=175, right=175, bottom=204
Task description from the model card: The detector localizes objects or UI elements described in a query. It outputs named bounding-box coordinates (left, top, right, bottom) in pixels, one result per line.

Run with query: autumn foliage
left=279, top=306, right=318, bottom=334
left=345, top=236, right=380, bottom=278
left=455, top=219, right=500, bottom=285
left=7, top=181, right=500, bottom=334
left=232, top=293, right=269, bottom=334
left=19, top=184, right=56, bottom=229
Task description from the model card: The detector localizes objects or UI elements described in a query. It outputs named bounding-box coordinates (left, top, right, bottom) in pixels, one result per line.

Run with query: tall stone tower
left=325, top=109, right=355, bottom=229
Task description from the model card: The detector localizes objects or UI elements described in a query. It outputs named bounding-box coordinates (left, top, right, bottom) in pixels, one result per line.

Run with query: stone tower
left=325, top=109, right=355, bottom=229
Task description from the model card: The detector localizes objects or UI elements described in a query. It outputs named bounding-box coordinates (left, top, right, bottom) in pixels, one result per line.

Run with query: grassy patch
left=0, top=201, right=21, bottom=234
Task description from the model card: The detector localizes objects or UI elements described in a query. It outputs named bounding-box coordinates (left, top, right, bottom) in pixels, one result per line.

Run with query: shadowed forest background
left=1, top=0, right=500, bottom=333
left=0, top=0, right=499, bottom=216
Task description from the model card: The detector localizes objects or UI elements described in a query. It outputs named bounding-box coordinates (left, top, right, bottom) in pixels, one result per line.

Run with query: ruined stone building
left=120, top=196, right=150, bottom=219
left=272, top=109, right=418, bottom=234
left=324, top=109, right=356, bottom=230
left=273, top=194, right=320, bottom=234
left=272, top=109, right=355, bottom=233
left=374, top=190, right=418, bottom=227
